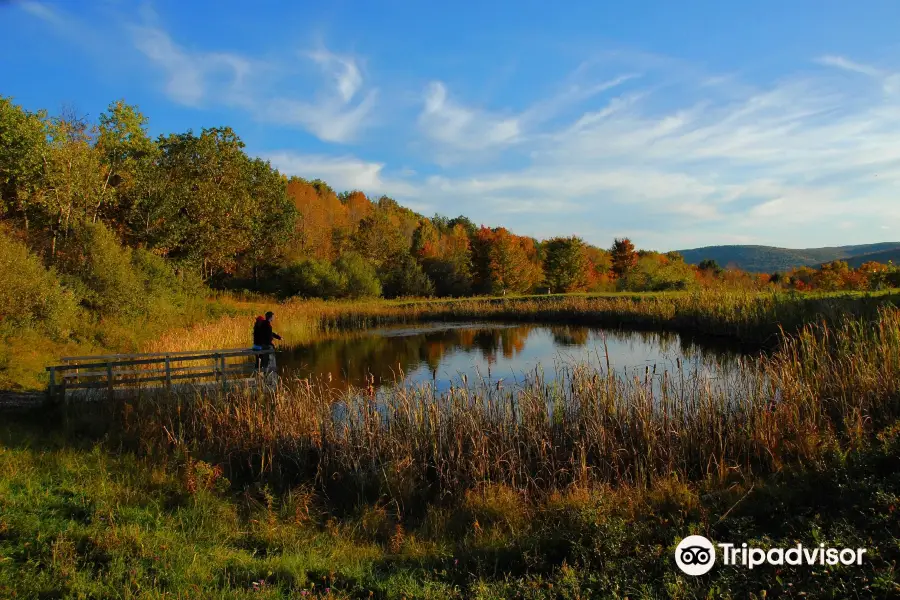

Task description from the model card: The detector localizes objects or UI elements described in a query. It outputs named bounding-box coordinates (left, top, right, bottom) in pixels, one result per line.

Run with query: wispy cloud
left=18, top=0, right=61, bottom=24
left=816, top=55, right=884, bottom=78
left=419, top=82, right=522, bottom=152
left=261, top=48, right=378, bottom=143
left=21, top=2, right=377, bottom=144
left=406, top=54, right=900, bottom=249
left=129, top=12, right=377, bottom=142
left=130, top=15, right=253, bottom=107
left=418, top=73, right=638, bottom=159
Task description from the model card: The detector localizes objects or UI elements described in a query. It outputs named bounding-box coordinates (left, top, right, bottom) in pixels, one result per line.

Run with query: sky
left=2, top=0, right=900, bottom=251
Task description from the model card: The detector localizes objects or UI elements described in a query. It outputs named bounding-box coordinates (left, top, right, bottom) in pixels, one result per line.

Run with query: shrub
left=0, top=228, right=78, bottom=338
left=60, top=222, right=146, bottom=318
left=333, top=252, right=381, bottom=299
left=278, top=259, right=347, bottom=299
left=618, top=255, right=697, bottom=292
left=381, top=253, right=435, bottom=298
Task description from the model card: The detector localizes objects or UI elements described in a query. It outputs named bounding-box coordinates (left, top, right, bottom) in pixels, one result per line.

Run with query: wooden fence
left=46, top=347, right=275, bottom=400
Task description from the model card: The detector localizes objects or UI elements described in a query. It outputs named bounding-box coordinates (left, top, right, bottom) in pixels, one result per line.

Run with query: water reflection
left=278, top=322, right=749, bottom=393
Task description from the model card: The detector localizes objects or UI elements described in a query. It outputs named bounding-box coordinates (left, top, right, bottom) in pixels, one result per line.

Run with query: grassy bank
left=1, top=412, right=898, bottom=598
left=3, top=296, right=900, bottom=597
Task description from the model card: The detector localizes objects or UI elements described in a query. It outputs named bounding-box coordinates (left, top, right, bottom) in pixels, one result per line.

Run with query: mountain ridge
left=676, top=242, right=900, bottom=273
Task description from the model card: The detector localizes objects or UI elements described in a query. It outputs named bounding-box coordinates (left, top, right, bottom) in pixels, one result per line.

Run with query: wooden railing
left=46, top=348, right=275, bottom=400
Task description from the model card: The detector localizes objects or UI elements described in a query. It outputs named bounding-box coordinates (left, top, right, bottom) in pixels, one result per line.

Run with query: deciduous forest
left=4, top=95, right=900, bottom=387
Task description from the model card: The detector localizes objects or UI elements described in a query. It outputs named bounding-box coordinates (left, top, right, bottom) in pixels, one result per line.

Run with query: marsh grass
left=5, top=295, right=900, bottom=598
left=145, top=290, right=900, bottom=357
left=91, top=306, right=900, bottom=519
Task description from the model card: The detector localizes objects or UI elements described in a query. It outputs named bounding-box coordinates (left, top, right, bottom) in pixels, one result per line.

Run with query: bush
left=133, top=248, right=202, bottom=300
left=60, top=222, right=146, bottom=318
left=278, top=259, right=347, bottom=299
left=381, top=254, right=435, bottom=298
left=618, top=256, right=697, bottom=292
left=334, top=252, right=381, bottom=298
left=0, top=228, right=78, bottom=339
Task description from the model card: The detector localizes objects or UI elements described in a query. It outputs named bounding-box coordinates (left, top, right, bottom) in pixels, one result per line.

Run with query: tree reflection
left=277, top=323, right=746, bottom=391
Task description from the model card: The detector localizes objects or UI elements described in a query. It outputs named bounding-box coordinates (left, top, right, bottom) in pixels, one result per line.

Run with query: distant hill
left=677, top=242, right=900, bottom=273
left=833, top=248, right=900, bottom=269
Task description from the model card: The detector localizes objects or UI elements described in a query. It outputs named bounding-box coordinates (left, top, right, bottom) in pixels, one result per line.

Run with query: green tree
left=334, top=252, right=381, bottom=298
left=697, top=259, right=722, bottom=275
left=543, top=236, right=589, bottom=293
left=381, top=253, right=435, bottom=298
left=0, top=97, right=48, bottom=231
left=0, top=227, right=78, bottom=339
left=42, top=111, right=108, bottom=260
left=278, top=259, right=347, bottom=299
left=95, top=100, right=155, bottom=226
left=147, top=127, right=258, bottom=277
left=59, top=221, right=146, bottom=318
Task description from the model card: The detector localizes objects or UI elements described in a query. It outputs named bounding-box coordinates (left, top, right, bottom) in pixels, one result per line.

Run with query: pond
left=277, top=322, right=753, bottom=394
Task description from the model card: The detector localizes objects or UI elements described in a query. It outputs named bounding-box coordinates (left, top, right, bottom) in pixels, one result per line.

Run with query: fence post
left=106, top=361, right=114, bottom=400
left=165, top=356, right=172, bottom=392
left=48, top=367, right=57, bottom=401
left=220, top=354, right=228, bottom=393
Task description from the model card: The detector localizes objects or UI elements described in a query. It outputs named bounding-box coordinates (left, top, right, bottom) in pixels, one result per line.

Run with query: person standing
left=252, top=311, right=282, bottom=372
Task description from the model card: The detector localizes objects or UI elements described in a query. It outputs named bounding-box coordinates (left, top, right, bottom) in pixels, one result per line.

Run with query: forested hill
left=837, top=248, right=900, bottom=269
left=677, top=243, right=900, bottom=273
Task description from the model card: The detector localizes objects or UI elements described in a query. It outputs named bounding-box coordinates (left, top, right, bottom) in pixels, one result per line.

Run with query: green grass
left=1, top=414, right=898, bottom=599
left=4, top=290, right=900, bottom=597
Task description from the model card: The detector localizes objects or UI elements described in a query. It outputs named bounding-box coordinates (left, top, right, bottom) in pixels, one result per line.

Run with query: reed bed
left=104, top=306, right=900, bottom=515
left=144, top=290, right=899, bottom=357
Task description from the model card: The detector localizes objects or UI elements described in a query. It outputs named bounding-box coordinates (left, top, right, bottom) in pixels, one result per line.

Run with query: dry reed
left=108, top=305, right=900, bottom=514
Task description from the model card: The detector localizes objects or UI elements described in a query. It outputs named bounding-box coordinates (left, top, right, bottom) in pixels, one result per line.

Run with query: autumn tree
left=611, top=237, right=638, bottom=278
left=416, top=221, right=472, bottom=296
left=473, top=227, right=542, bottom=295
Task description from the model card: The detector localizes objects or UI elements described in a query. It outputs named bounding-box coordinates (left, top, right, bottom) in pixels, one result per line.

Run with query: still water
left=277, top=322, right=750, bottom=393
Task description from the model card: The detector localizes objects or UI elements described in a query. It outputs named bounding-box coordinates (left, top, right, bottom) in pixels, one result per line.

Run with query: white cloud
left=418, top=74, right=637, bottom=158
left=262, top=48, right=378, bottom=143
left=404, top=54, right=900, bottom=248
left=18, top=1, right=60, bottom=24
left=419, top=82, right=522, bottom=152
left=309, top=49, right=362, bottom=103
left=816, top=55, right=883, bottom=78
left=22, top=2, right=376, bottom=143
left=129, top=16, right=377, bottom=142
left=265, top=152, right=421, bottom=200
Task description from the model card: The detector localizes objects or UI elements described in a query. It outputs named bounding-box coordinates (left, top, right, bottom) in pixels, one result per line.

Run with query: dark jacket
left=253, top=317, right=281, bottom=346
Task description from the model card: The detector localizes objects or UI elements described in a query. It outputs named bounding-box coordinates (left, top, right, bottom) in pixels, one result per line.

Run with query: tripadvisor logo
left=675, top=535, right=867, bottom=576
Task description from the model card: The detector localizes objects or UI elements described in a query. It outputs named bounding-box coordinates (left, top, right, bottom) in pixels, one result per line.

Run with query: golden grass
left=144, top=289, right=900, bottom=356
left=105, top=305, right=900, bottom=513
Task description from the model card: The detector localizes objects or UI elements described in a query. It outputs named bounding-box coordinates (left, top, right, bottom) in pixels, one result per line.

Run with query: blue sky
left=3, top=0, right=900, bottom=251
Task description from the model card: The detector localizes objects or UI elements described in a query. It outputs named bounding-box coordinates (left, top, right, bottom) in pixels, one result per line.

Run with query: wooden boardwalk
left=46, top=347, right=276, bottom=401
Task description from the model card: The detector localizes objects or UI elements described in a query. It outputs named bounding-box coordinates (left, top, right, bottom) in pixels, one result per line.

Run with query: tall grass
left=144, top=290, right=900, bottom=356
left=104, top=306, right=900, bottom=514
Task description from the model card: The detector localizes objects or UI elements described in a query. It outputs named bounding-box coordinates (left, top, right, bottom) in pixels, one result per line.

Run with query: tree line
left=2, top=95, right=898, bottom=322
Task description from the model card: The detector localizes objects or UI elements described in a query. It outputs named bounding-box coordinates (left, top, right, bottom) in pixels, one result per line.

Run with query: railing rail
left=46, top=347, right=275, bottom=400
